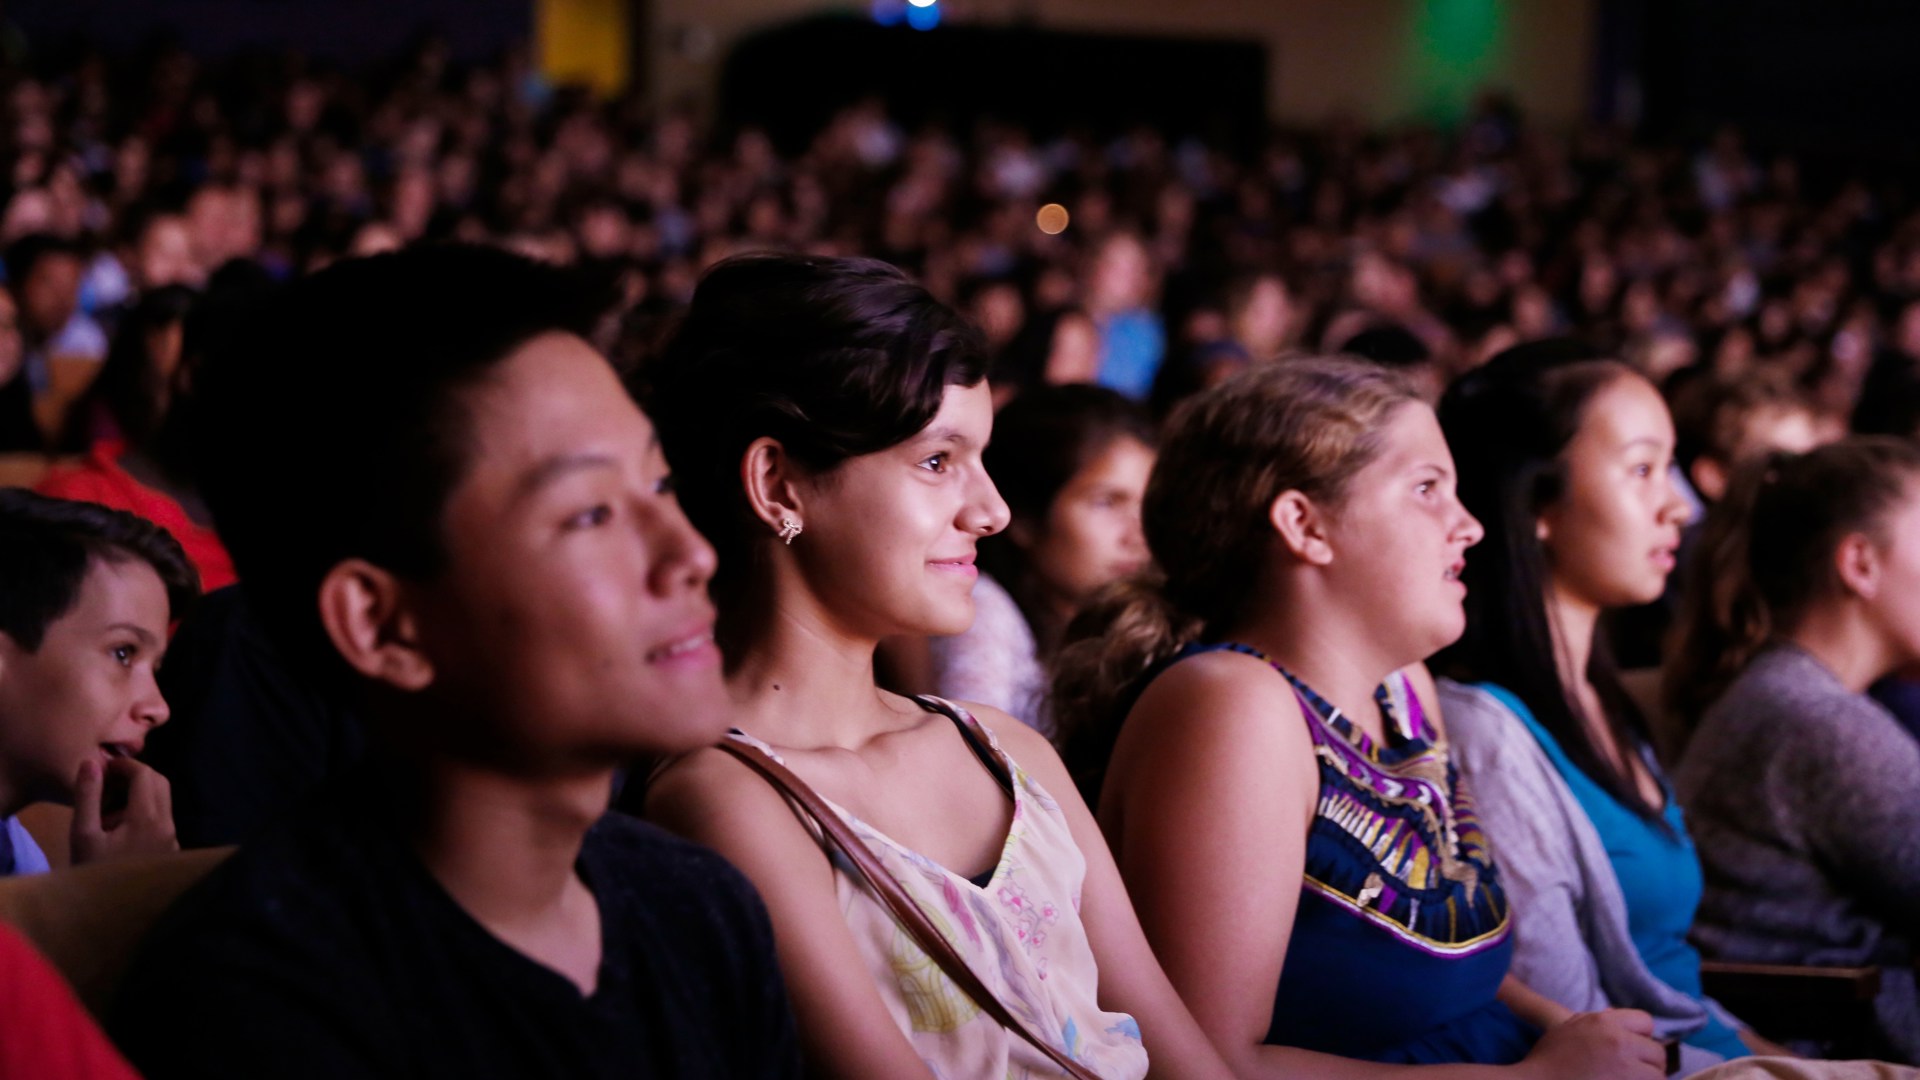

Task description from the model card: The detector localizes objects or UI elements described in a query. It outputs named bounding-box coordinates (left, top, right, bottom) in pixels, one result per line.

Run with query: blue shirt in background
left=1094, top=309, right=1165, bottom=401
left=0, top=815, right=50, bottom=877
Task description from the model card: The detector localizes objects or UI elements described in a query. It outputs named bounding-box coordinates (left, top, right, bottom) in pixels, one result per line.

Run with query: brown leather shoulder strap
left=716, top=734, right=1103, bottom=1080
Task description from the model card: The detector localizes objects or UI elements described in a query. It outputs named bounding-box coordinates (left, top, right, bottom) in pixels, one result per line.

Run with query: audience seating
left=0, top=847, right=233, bottom=1016
left=1700, top=960, right=1883, bottom=1054
left=0, top=452, right=52, bottom=488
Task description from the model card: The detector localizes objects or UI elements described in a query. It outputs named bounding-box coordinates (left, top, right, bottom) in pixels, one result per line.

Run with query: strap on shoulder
left=714, top=734, right=1099, bottom=1080
left=912, top=695, right=1015, bottom=799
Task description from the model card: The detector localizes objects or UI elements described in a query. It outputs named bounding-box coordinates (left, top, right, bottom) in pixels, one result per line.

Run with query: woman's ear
left=1833, top=531, right=1883, bottom=601
left=316, top=559, right=435, bottom=691
left=740, top=436, right=807, bottom=538
left=1269, top=490, right=1334, bottom=566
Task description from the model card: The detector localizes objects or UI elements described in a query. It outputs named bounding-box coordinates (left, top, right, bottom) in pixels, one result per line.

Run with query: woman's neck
left=1785, top=601, right=1897, bottom=694
left=722, top=573, right=901, bottom=750
left=1545, top=580, right=1665, bottom=808
left=1227, top=591, right=1403, bottom=743
left=1544, top=582, right=1601, bottom=703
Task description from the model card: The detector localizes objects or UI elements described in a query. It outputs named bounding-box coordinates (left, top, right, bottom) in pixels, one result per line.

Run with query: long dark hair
left=58, top=285, right=198, bottom=452
left=1051, top=357, right=1418, bottom=802
left=1662, top=436, right=1920, bottom=752
left=641, top=253, right=989, bottom=643
left=980, top=383, right=1154, bottom=653
left=1433, top=339, right=1668, bottom=829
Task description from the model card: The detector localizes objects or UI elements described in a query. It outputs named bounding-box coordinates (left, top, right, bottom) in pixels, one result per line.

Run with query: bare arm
left=971, top=707, right=1236, bottom=1080
left=644, top=750, right=938, bottom=1080
left=1100, top=654, right=1663, bottom=1080
left=1497, top=976, right=1575, bottom=1030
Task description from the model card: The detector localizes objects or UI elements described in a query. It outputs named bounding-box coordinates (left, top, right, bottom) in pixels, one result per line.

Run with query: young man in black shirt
left=110, top=245, right=800, bottom=1078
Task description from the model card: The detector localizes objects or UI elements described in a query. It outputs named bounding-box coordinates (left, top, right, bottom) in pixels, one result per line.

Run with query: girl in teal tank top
left=1435, top=343, right=1761, bottom=1061
left=1478, top=684, right=1748, bottom=1061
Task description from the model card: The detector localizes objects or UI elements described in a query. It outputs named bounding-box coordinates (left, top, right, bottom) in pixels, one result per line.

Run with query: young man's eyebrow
left=512, top=452, right=621, bottom=503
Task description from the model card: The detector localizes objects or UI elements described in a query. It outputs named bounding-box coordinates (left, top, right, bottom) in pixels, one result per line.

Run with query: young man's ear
left=1269, top=490, right=1334, bottom=566
left=316, top=559, right=435, bottom=692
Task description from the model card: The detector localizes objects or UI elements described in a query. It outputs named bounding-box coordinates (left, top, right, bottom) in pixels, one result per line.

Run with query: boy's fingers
left=70, top=758, right=105, bottom=838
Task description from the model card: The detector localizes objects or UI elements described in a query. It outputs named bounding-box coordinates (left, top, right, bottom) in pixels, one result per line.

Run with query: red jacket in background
left=0, top=923, right=142, bottom=1080
left=34, top=441, right=237, bottom=593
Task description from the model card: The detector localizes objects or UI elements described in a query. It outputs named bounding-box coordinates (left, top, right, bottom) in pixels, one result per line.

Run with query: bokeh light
left=1036, top=203, right=1070, bottom=235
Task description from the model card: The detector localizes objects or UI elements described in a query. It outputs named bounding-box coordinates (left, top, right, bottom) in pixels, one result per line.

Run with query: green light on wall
left=1407, top=0, right=1508, bottom=124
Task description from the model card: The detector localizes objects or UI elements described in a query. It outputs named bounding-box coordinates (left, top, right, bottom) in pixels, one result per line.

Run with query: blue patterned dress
left=1179, top=643, right=1538, bottom=1063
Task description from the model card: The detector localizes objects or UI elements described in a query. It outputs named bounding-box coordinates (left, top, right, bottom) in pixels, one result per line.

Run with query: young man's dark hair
left=643, top=252, right=989, bottom=622
left=111, top=244, right=800, bottom=1079
left=188, top=243, right=611, bottom=691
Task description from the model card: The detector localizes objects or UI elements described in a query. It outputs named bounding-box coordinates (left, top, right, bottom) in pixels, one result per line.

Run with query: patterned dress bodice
left=1176, top=644, right=1536, bottom=1064
left=732, top=697, right=1148, bottom=1079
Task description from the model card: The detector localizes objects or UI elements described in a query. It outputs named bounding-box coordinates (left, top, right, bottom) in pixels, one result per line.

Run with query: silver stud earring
left=777, top=518, right=802, bottom=545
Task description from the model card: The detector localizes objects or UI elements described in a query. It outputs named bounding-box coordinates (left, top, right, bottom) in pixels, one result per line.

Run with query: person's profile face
left=21, top=253, right=81, bottom=336
left=788, top=381, right=1010, bottom=641
left=1537, top=374, right=1693, bottom=611
left=407, top=332, right=727, bottom=767
left=1860, top=480, right=1920, bottom=671
left=1322, top=402, right=1484, bottom=663
left=1022, top=435, right=1155, bottom=613
left=136, top=217, right=199, bottom=290
left=0, top=556, right=172, bottom=807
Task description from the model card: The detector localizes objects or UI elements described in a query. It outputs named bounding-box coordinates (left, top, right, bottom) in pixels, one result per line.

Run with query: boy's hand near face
left=70, top=756, right=178, bottom=865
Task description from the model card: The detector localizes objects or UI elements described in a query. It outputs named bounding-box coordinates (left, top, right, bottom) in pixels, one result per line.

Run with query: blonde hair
left=1051, top=357, right=1419, bottom=800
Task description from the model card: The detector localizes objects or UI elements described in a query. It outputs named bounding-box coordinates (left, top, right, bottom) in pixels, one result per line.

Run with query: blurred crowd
left=9, top=36, right=1920, bottom=455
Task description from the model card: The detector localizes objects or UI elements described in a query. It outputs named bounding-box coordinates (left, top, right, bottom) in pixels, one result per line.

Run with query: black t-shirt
left=110, top=778, right=801, bottom=1079
left=149, top=585, right=367, bottom=848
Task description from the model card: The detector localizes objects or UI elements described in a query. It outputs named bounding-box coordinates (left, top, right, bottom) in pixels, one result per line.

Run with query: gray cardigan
left=1674, top=643, right=1920, bottom=1065
left=1439, top=679, right=1734, bottom=1077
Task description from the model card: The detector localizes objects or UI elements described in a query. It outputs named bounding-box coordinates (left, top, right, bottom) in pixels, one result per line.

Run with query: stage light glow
left=907, top=0, right=938, bottom=8
left=906, top=1, right=940, bottom=29
left=1036, top=203, right=1070, bottom=235
left=870, top=0, right=906, bottom=25
left=1408, top=0, right=1507, bottom=122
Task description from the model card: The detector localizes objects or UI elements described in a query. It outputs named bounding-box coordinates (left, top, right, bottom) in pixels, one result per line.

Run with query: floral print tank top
left=731, top=696, right=1149, bottom=1079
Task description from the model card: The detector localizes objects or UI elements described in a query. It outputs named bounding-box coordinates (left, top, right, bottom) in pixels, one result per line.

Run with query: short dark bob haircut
left=642, top=252, right=990, bottom=620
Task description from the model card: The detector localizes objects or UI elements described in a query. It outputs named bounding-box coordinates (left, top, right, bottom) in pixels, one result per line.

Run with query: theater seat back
left=0, top=846, right=234, bottom=1017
